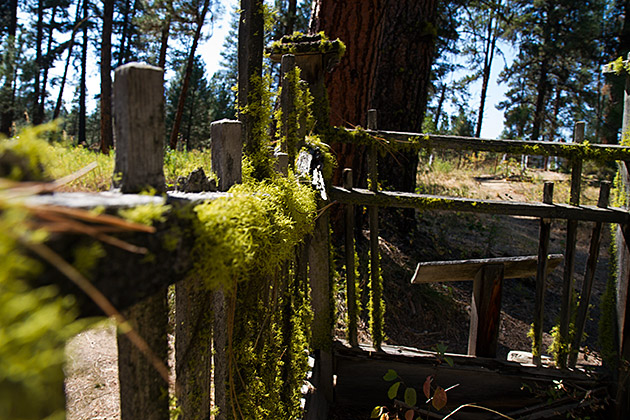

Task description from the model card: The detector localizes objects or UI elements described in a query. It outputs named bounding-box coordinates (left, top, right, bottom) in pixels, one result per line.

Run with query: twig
left=23, top=240, right=171, bottom=385
left=52, top=161, right=98, bottom=188
left=30, top=205, right=156, bottom=233
left=442, top=403, right=515, bottom=420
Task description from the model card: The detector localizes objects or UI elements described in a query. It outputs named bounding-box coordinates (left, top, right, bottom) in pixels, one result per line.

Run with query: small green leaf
left=444, top=356, right=454, bottom=367
left=370, top=406, right=383, bottom=418
left=404, top=387, right=417, bottom=407
left=432, top=386, right=447, bottom=411
left=383, top=369, right=398, bottom=381
left=388, top=381, right=402, bottom=400
left=405, top=409, right=415, bottom=420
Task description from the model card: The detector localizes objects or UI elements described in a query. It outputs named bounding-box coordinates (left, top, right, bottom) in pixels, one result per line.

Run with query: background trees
left=1, top=0, right=628, bottom=154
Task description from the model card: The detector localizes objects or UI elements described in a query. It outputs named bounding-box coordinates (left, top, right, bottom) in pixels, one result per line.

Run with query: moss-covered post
left=113, top=62, right=169, bottom=420
left=268, top=33, right=344, bottom=134
left=112, top=63, right=165, bottom=193
left=343, top=168, right=358, bottom=347
left=281, top=55, right=297, bottom=157
left=570, top=181, right=610, bottom=368
left=533, top=182, right=554, bottom=366
left=614, top=53, right=630, bottom=419
left=367, top=109, right=383, bottom=351
left=308, top=200, right=333, bottom=403
left=558, top=121, right=585, bottom=368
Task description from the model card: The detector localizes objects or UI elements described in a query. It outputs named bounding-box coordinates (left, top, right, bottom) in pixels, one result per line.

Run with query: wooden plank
left=533, top=182, right=554, bottom=366
left=343, top=168, right=358, bottom=347
left=468, top=263, right=504, bottom=358
left=330, top=126, right=630, bottom=161
left=367, top=109, right=382, bottom=351
left=329, top=186, right=630, bottom=224
left=333, top=341, right=600, bottom=419
left=410, top=254, right=563, bottom=284
left=558, top=122, right=585, bottom=368
left=112, top=63, right=166, bottom=193
left=570, top=181, right=610, bottom=368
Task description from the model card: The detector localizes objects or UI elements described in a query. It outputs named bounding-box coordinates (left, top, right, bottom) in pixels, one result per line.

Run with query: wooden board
left=332, top=341, right=601, bottom=420
left=329, top=187, right=630, bottom=224
left=411, top=254, right=563, bottom=284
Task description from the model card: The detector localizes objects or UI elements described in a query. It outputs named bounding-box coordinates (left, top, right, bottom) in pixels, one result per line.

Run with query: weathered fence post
left=343, top=168, right=358, bottom=347
left=174, top=120, right=241, bottom=419
left=112, top=63, right=165, bottom=194
left=367, top=109, right=383, bottom=351
left=533, top=182, right=554, bottom=366
left=211, top=120, right=243, bottom=192
left=558, top=121, right=585, bottom=368
left=569, top=181, right=610, bottom=368
left=467, top=264, right=504, bottom=358
left=309, top=203, right=333, bottom=403
left=281, top=54, right=298, bottom=160
left=113, top=63, right=169, bottom=420
left=615, top=53, right=630, bottom=419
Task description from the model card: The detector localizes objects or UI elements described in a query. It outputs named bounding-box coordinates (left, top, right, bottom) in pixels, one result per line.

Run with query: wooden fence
left=29, top=49, right=630, bottom=418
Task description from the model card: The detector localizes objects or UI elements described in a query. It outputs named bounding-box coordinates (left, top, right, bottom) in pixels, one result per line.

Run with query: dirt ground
left=64, top=168, right=612, bottom=418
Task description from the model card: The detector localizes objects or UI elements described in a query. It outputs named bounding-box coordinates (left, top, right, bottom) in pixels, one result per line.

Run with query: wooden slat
left=533, top=182, right=554, bottom=366
left=468, top=264, right=504, bottom=358
left=343, top=168, right=358, bottom=347
left=410, top=254, right=563, bottom=284
left=330, top=126, right=630, bottom=161
left=330, top=186, right=630, bottom=224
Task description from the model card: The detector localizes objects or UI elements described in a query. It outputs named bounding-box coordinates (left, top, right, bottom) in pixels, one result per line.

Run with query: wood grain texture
left=410, top=254, right=563, bottom=284
left=113, top=63, right=165, bottom=193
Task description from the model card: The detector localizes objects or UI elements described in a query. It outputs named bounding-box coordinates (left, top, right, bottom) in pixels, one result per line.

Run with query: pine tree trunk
left=531, top=57, right=549, bottom=142
left=100, top=0, right=114, bottom=153
left=37, top=5, right=58, bottom=125
left=78, top=0, right=88, bottom=145
left=0, top=0, right=18, bottom=136
left=117, top=0, right=131, bottom=67
left=158, top=15, right=171, bottom=70
left=168, top=0, right=210, bottom=149
left=475, top=15, right=498, bottom=139
left=53, top=0, right=83, bottom=120
left=312, top=0, right=437, bottom=193
left=33, top=0, right=44, bottom=124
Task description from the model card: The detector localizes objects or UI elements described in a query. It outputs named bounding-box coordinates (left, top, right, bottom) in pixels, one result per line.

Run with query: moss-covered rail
left=330, top=186, right=630, bottom=224
left=329, top=126, right=630, bottom=162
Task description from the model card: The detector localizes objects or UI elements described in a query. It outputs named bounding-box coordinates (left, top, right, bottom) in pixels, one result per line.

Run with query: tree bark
left=0, top=0, right=17, bottom=136
left=312, top=0, right=438, bottom=193
left=168, top=0, right=210, bottom=149
left=101, top=0, right=114, bottom=153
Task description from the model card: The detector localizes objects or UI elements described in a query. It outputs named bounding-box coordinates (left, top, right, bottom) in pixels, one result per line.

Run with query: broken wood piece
left=410, top=254, right=563, bottom=284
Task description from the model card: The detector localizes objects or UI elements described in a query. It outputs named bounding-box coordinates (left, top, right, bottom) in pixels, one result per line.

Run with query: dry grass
left=417, top=152, right=606, bottom=206
left=44, top=143, right=213, bottom=192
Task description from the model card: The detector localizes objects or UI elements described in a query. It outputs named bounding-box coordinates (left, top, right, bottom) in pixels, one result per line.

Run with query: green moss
left=118, top=202, right=171, bottom=226
left=0, top=204, right=85, bottom=420
left=0, top=122, right=59, bottom=181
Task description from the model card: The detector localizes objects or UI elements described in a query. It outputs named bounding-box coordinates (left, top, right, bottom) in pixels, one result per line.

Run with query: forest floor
left=63, top=158, right=614, bottom=419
